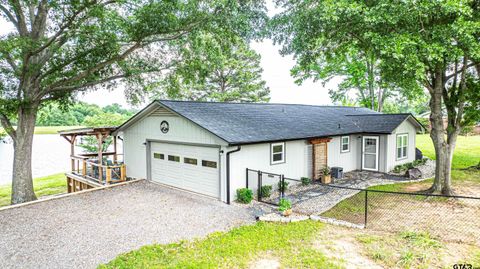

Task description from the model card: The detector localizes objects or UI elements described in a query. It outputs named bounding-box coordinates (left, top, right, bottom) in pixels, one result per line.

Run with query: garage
left=150, top=142, right=220, bottom=198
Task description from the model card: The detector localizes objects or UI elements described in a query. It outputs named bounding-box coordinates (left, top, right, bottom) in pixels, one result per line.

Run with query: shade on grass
left=0, top=173, right=66, bottom=207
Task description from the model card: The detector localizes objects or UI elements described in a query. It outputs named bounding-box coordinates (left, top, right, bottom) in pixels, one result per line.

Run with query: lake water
left=0, top=135, right=71, bottom=185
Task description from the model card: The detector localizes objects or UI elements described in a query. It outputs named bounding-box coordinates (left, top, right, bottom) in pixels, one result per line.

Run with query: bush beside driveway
left=0, top=181, right=255, bottom=269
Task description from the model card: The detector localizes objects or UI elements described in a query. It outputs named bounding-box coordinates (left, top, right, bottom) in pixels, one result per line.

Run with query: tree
left=0, top=0, right=267, bottom=204
left=102, top=103, right=135, bottom=116
left=151, top=34, right=270, bottom=102
left=36, top=104, right=79, bottom=126
left=78, top=112, right=129, bottom=153
left=270, top=2, right=399, bottom=112
left=271, top=0, right=480, bottom=194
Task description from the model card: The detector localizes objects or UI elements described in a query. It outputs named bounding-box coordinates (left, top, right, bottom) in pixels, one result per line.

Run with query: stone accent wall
left=313, top=143, right=327, bottom=179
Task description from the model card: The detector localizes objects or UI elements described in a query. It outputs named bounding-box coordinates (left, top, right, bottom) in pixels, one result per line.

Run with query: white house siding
left=386, top=119, right=417, bottom=171
left=122, top=106, right=227, bottom=180
left=327, top=135, right=360, bottom=172
left=228, top=140, right=310, bottom=201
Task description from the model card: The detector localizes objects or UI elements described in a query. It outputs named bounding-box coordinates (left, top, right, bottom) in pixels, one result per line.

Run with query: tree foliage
left=35, top=102, right=134, bottom=126
left=0, top=0, right=267, bottom=204
left=151, top=34, right=270, bottom=102
left=271, top=0, right=480, bottom=194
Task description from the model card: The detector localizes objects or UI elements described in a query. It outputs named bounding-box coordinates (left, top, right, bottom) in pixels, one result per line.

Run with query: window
left=184, top=157, right=198, bottom=165
left=202, top=160, right=217, bottom=168
left=168, top=155, right=180, bottom=162
left=396, top=134, right=408, bottom=159
left=341, top=136, right=350, bottom=153
left=271, top=142, right=285, bottom=164
left=153, top=153, right=164, bottom=159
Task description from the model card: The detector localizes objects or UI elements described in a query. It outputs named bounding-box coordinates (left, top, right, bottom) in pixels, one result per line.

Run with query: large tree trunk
left=11, top=106, right=38, bottom=204
left=442, top=131, right=458, bottom=195
left=427, top=74, right=447, bottom=193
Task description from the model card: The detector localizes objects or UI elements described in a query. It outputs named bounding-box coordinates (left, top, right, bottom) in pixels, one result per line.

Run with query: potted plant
left=278, top=198, right=292, bottom=216
left=320, top=166, right=332, bottom=184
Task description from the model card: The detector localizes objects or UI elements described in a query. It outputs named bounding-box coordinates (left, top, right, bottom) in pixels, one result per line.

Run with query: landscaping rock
left=405, top=168, right=422, bottom=179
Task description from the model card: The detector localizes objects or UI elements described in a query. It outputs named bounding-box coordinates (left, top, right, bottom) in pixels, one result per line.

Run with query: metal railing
left=246, top=168, right=301, bottom=206
left=70, top=155, right=126, bottom=184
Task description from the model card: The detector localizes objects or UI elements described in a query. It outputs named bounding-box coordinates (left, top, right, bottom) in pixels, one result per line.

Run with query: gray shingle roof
left=156, top=100, right=421, bottom=145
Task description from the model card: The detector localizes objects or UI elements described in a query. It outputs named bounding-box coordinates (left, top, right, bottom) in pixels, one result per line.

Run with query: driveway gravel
left=0, top=180, right=255, bottom=269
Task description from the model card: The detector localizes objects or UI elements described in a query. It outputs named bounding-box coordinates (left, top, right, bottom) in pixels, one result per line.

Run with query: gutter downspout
left=226, top=146, right=241, bottom=204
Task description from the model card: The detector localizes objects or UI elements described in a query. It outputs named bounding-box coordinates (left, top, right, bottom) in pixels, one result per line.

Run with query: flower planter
left=321, top=175, right=332, bottom=184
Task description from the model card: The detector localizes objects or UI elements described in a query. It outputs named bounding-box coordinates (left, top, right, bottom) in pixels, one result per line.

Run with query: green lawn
left=0, top=125, right=83, bottom=135
left=416, top=134, right=480, bottom=183
left=323, top=135, right=479, bottom=220
left=101, top=135, right=479, bottom=268
left=0, top=173, right=66, bottom=207
left=100, top=221, right=341, bottom=269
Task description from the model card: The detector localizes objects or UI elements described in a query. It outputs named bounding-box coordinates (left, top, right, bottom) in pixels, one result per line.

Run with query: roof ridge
left=157, top=99, right=370, bottom=109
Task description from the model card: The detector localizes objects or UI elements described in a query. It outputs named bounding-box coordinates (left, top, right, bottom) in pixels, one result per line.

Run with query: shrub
left=236, top=188, right=253, bottom=204
left=278, top=198, right=292, bottom=212
left=405, top=162, right=414, bottom=169
left=393, top=165, right=404, bottom=173
left=278, top=180, right=289, bottom=192
left=260, top=185, right=272, bottom=198
left=321, top=166, right=331, bottom=176
left=301, top=177, right=311, bottom=186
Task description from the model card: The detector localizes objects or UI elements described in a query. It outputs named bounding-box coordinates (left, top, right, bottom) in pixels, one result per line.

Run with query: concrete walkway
left=0, top=181, right=255, bottom=269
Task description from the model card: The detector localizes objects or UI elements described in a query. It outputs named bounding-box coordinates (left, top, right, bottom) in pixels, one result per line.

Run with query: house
left=114, top=100, right=424, bottom=204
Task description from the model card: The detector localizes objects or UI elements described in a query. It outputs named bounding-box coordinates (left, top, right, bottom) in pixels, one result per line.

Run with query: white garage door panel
left=150, top=142, right=220, bottom=198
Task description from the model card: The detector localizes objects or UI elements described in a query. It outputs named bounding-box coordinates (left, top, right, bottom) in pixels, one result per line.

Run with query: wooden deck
left=59, top=126, right=127, bottom=193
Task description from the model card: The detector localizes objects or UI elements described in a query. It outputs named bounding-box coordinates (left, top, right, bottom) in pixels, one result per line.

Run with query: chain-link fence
left=318, top=184, right=480, bottom=244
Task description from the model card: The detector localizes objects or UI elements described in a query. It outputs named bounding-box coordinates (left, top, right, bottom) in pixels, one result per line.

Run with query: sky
left=0, top=2, right=339, bottom=109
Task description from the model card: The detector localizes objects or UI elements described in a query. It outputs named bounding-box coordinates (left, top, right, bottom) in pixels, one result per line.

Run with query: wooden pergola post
left=96, top=133, right=105, bottom=182
left=113, top=136, right=117, bottom=163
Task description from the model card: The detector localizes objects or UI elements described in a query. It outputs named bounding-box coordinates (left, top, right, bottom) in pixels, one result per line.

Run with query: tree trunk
left=377, top=88, right=383, bottom=112
left=442, top=131, right=458, bottom=195
left=427, top=75, right=446, bottom=193
left=11, top=106, right=38, bottom=204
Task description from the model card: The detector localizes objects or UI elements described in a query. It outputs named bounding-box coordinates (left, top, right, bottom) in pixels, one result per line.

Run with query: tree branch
left=43, top=42, right=141, bottom=95
left=445, top=62, right=476, bottom=81
left=9, top=0, right=28, bottom=36
left=0, top=113, right=16, bottom=141
left=0, top=4, right=19, bottom=30
left=46, top=74, right=127, bottom=93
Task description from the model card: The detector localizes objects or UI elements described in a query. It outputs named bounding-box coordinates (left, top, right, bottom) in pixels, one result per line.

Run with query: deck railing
left=70, top=155, right=126, bottom=184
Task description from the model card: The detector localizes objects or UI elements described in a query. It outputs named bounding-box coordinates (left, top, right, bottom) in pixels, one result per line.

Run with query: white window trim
left=341, top=136, right=350, bottom=153
left=270, top=142, right=286, bottom=165
left=396, top=133, right=408, bottom=160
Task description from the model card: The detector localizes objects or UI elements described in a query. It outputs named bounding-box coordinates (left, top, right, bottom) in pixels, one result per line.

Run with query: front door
left=362, top=136, right=379, bottom=171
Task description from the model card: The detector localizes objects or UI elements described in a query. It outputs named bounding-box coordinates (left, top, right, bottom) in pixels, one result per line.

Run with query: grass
left=323, top=134, right=478, bottom=223
left=0, top=173, right=66, bottom=207
left=33, top=126, right=84, bottom=134
left=416, top=134, right=480, bottom=183
left=0, top=125, right=84, bottom=135
left=356, top=231, right=444, bottom=269
left=100, top=221, right=341, bottom=269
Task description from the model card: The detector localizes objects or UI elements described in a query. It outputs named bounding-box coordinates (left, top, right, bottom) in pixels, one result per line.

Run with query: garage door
left=150, top=142, right=220, bottom=198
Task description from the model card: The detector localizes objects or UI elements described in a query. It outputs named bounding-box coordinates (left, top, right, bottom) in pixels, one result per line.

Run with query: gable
left=119, top=103, right=227, bottom=146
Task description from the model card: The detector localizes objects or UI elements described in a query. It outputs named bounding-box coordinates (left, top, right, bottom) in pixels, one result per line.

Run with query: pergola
left=59, top=126, right=125, bottom=192
left=59, top=126, right=119, bottom=168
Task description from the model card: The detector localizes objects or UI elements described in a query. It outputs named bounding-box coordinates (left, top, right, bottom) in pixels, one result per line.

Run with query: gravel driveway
left=0, top=181, right=255, bottom=269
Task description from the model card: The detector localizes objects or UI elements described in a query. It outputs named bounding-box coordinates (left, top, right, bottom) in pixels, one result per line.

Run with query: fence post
left=257, top=170, right=262, bottom=202
left=246, top=168, right=249, bottom=189
left=364, top=190, right=368, bottom=228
